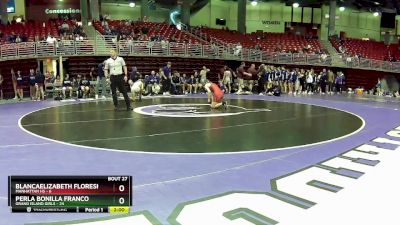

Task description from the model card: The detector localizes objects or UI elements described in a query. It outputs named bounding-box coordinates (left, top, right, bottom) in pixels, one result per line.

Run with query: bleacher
left=330, top=37, right=390, bottom=61
left=198, top=27, right=322, bottom=53
left=0, top=19, right=82, bottom=44
left=93, top=20, right=207, bottom=44
left=250, top=32, right=322, bottom=53
left=198, top=27, right=256, bottom=48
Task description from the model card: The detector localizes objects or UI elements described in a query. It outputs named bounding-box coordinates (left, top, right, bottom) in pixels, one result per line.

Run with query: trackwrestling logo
left=134, top=104, right=271, bottom=118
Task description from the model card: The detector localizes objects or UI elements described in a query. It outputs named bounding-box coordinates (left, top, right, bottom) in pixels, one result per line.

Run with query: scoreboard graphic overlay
left=8, top=176, right=132, bottom=213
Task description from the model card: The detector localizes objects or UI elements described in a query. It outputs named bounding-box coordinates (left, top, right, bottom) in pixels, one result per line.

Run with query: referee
left=104, top=49, right=132, bottom=111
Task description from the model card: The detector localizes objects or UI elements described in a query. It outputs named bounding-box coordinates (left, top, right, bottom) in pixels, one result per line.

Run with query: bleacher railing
left=339, top=53, right=400, bottom=73
left=1, top=38, right=400, bottom=73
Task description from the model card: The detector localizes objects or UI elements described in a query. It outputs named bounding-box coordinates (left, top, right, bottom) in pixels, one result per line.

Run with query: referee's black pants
left=110, top=75, right=131, bottom=109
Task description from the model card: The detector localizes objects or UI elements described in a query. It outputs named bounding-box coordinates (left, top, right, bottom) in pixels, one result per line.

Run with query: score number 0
left=118, top=184, right=125, bottom=205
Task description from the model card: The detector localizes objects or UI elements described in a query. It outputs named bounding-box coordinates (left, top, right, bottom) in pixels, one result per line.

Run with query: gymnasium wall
left=8, top=0, right=25, bottom=21
left=191, top=0, right=288, bottom=33
left=330, top=7, right=382, bottom=41
left=191, top=0, right=386, bottom=41
left=100, top=3, right=170, bottom=22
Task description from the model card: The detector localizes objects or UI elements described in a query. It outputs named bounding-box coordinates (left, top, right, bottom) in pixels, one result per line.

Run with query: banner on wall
left=25, top=0, right=81, bottom=21
left=262, top=21, right=281, bottom=25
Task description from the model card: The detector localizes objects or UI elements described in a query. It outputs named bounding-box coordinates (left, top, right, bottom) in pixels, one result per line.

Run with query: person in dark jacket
left=35, top=69, right=45, bottom=101
left=95, top=61, right=107, bottom=99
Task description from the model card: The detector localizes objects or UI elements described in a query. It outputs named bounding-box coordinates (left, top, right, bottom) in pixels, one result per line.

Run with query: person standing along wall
left=11, top=69, right=17, bottom=99
left=95, top=61, right=107, bottom=99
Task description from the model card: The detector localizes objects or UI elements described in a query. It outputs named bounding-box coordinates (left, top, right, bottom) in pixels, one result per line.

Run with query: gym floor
left=0, top=93, right=399, bottom=225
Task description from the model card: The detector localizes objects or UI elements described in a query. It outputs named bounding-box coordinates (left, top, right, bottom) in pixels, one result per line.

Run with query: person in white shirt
left=104, top=49, right=132, bottom=111
left=234, top=43, right=242, bottom=56
left=46, top=35, right=56, bottom=44
left=306, top=69, right=314, bottom=94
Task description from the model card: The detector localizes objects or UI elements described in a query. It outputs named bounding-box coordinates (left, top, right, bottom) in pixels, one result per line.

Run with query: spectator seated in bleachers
left=62, top=74, right=73, bottom=99
left=171, top=71, right=182, bottom=95
left=79, top=75, right=91, bottom=98
left=53, top=75, right=63, bottom=99
left=35, top=69, right=45, bottom=101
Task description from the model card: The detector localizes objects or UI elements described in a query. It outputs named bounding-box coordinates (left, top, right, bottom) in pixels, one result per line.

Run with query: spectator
left=46, top=34, right=56, bottom=45
left=171, top=71, right=181, bottom=95
left=199, top=66, right=210, bottom=87
left=28, top=69, right=36, bottom=100
left=236, top=62, right=252, bottom=94
left=15, top=71, right=24, bottom=101
left=35, top=69, right=45, bottom=101
left=193, top=70, right=201, bottom=93
left=53, top=75, right=63, bottom=99
left=246, top=63, right=257, bottom=93
left=185, top=73, right=196, bottom=94
left=128, top=66, right=141, bottom=83
left=145, top=71, right=158, bottom=95
left=327, top=70, right=335, bottom=94
left=180, top=73, right=188, bottom=94
left=234, top=42, right=242, bottom=56
left=222, top=66, right=233, bottom=94
left=256, top=64, right=266, bottom=95
left=320, top=53, right=328, bottom=62
left=62, top=74, right=73, bottom=99
left=95, top=62, right=107, bottom=99
left=162, top=62, right=172, bottom=95
left=15, top=35, right=22, bottom=43
left=80, top=75, right=91, bottom=98
left=11, top=69, right=18, bottom=99
left=319, top=69, right=327, bottom=94
left=171, top=71, right=182, bottom=95
left=61, top=21, right=69, bottom=32
left=335, top=71, right=345, bottom=94
left=170, top=35, right=177, bottom=43
left=306, top=69, right=314, bottom=94
left=152, top=72, right=162, bottom=95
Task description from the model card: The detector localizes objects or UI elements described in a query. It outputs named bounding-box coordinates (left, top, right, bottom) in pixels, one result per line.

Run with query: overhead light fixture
left=373, top=11, right=379, bottom=17
left=129, top=2, right=135, bottom=7
left=293, top=2, right=299, bottom=8
left=339, top=6, right=345, bottom=12
left=251, top=0, right=258, bottom=6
